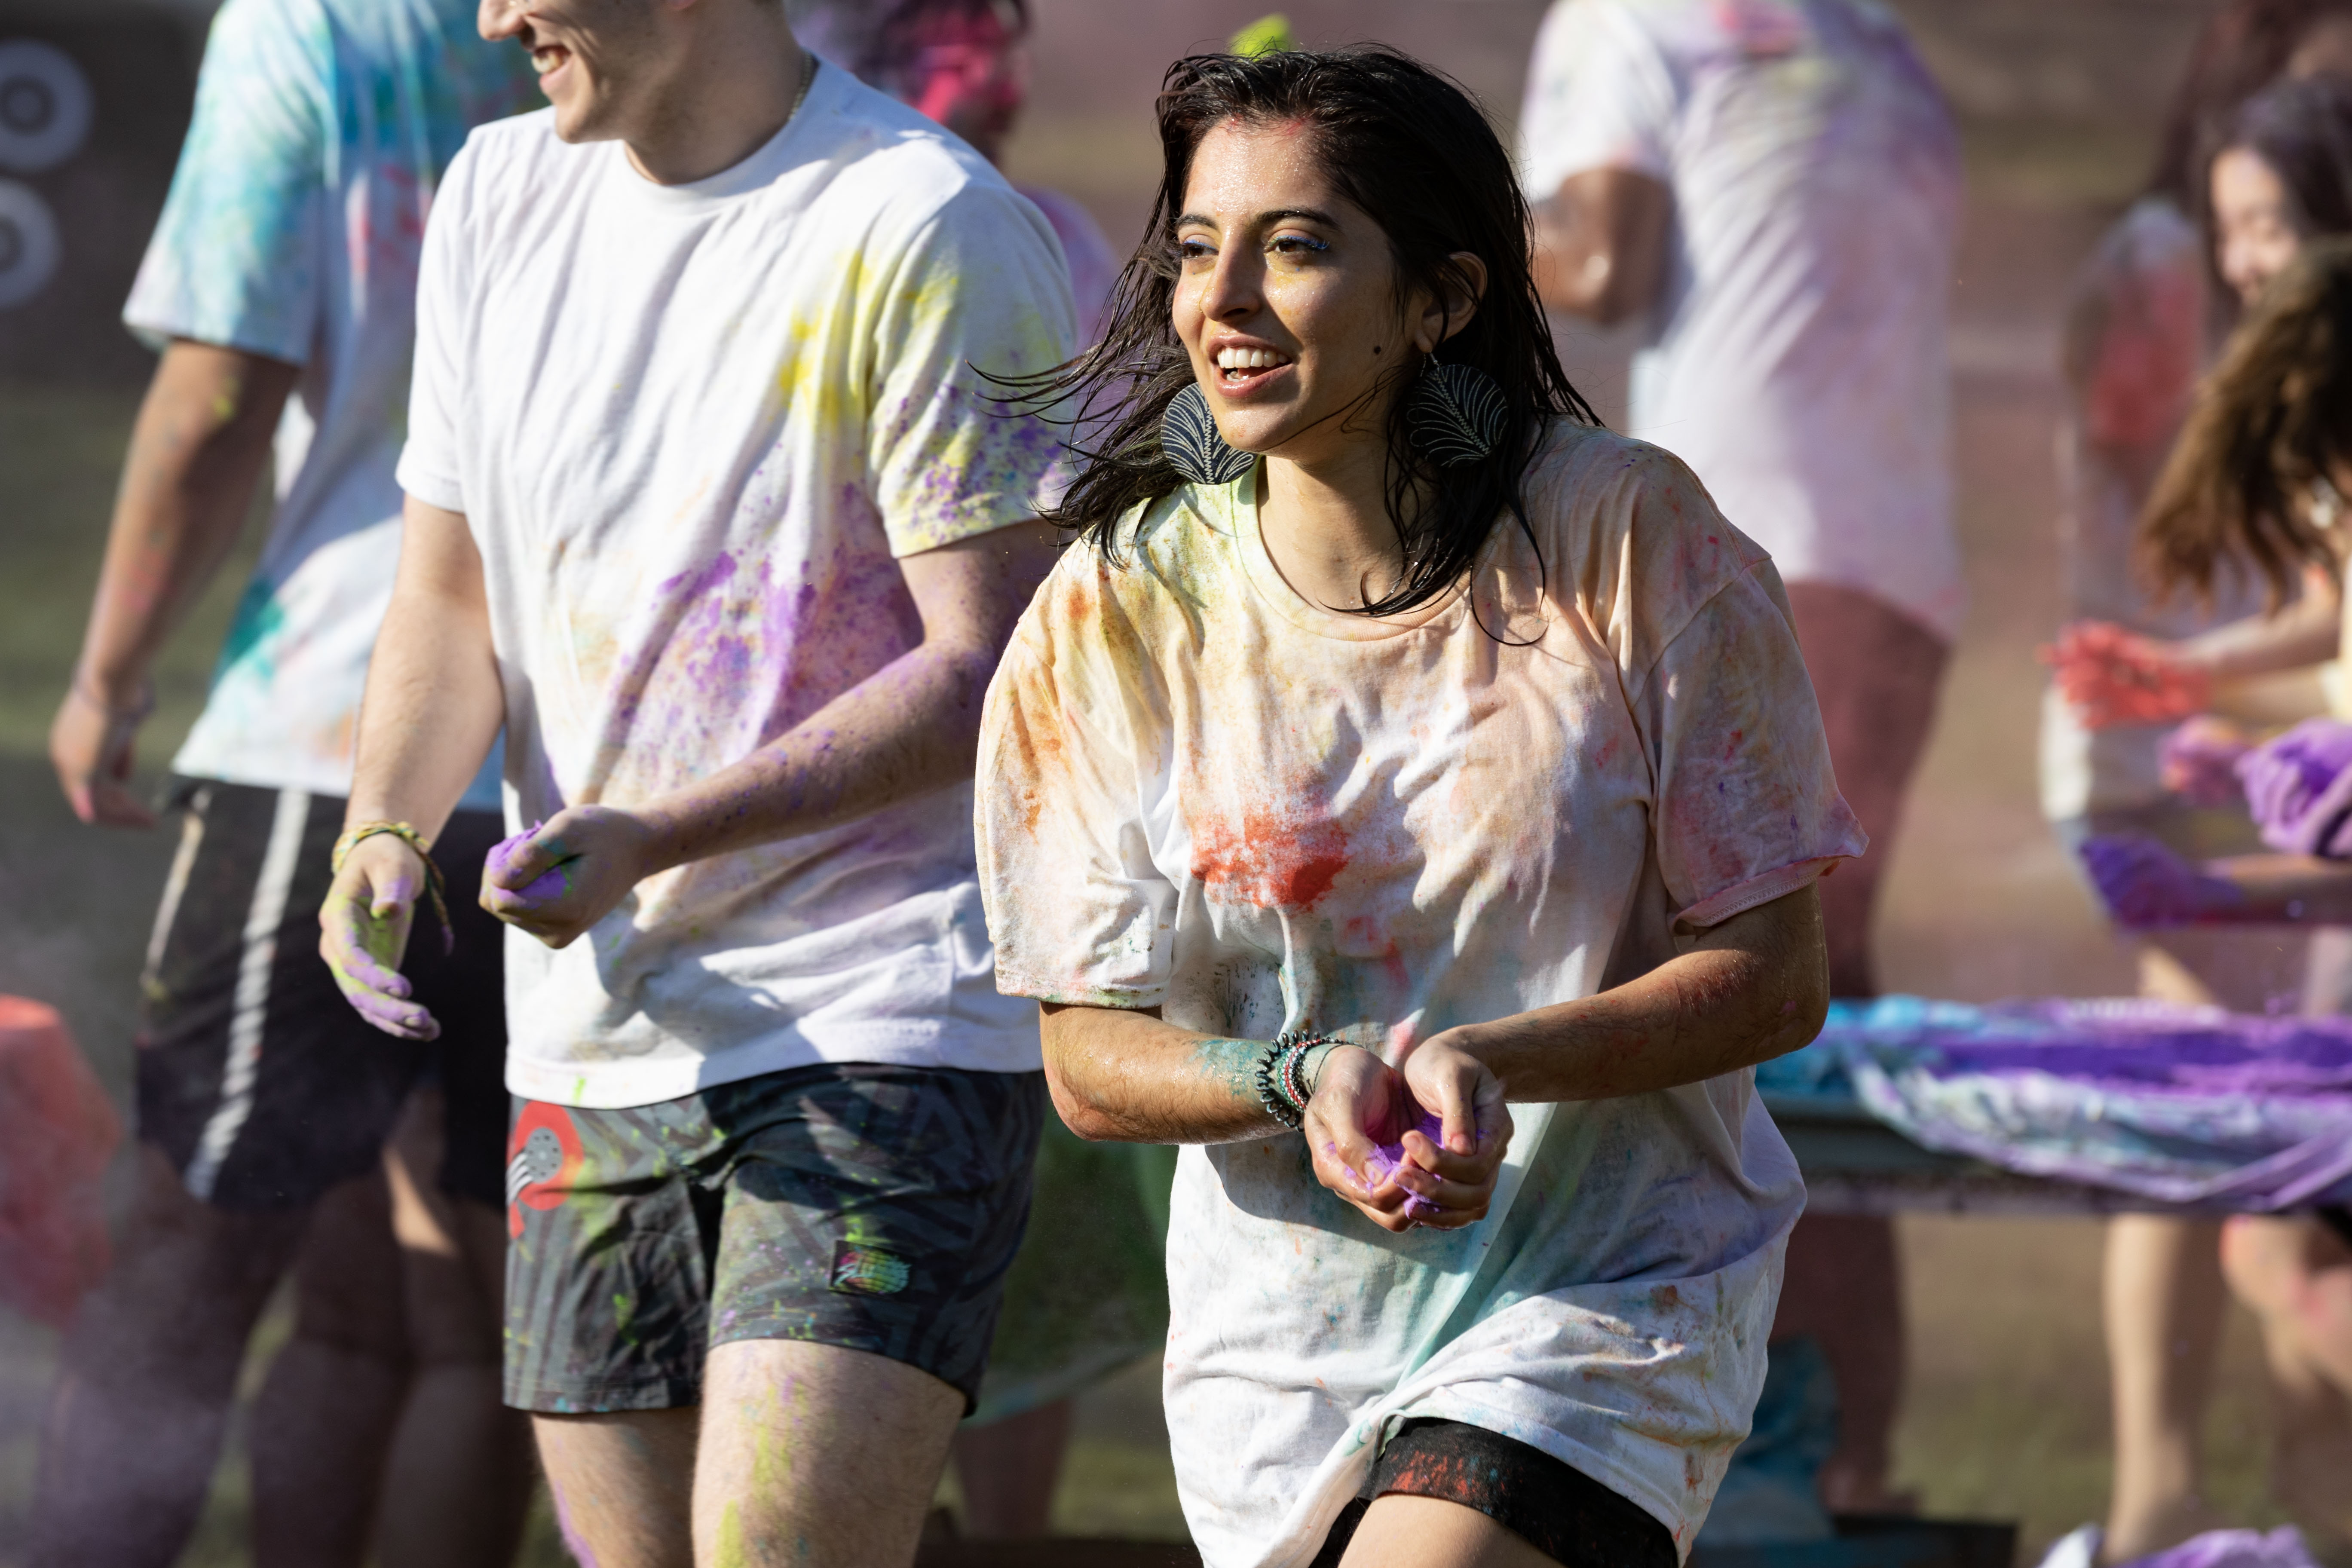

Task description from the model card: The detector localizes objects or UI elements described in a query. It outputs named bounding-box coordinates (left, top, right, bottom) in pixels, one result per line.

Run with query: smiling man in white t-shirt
left=315, top=0, right=1075, bottom=1558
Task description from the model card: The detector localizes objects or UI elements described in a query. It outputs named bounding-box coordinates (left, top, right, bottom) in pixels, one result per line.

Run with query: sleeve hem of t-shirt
left=397, top=457, right=466, bottom=517
left=885, top=500, right=1052, bottom=561
left=993, top=970, right=1168, bottom=1008
left=121, top=310, right=312, bottom=368
left=1674, top=855, right=1844, bottom=935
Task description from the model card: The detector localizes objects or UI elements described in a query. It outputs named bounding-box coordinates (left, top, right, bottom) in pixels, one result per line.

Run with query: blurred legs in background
left=952, top=1399, right=1078, bottom=1538
left=2095, top=929, right=2340, bottom=1563
left=2101, top=1215, right=2231, bottom=1562
left=1771, top=582, right=1949, bottom=1514
left=2220, top=1213, right=2352, bottom=1556
left=28, top=1090, right=525, bottom=1568
left=28, top=1144, right=311, bottom=1568
left=248, top=1164, right=413, bottom=1567
left=373, top=1087, right=534, bottom=1568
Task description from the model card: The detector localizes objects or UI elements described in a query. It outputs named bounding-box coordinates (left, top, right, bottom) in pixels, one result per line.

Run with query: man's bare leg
left=27, top=1144, right=308, bottom=1568
left=952, top=1397, right=1075, bottom=1537
left=2101, top=1215, right=2229, bottom=1561
left=1337, top=1494, right=1556, bottom=1568
left=377, top=1091, right=535, bottom=1568
left=250, top=1167, right=413, bottom=1568
left=536, top=1407, right=701, bottom=1568
left=695, top=1340, right=964, bottom=1567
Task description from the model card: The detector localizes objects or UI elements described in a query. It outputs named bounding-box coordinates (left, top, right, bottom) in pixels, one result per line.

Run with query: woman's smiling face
left=1171, top=116, right=1426, bottom=465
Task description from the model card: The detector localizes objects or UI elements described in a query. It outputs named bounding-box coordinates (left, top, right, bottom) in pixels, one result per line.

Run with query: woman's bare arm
left=1038, top=883, right=1827, bottom=1234
left=1442, top=885, right=1829, bottom=1100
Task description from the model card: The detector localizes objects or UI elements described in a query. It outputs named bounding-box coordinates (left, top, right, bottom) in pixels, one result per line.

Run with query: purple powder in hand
left=1361, top=1109, right=1448, bottom=1220
left=2079, top=834, right=2245, bottom=927
left=2237, top=720, right=2352, bottom=852
left=485, top=823, right=567, bottom=906
left=2159, top=720, right=2251, bottom=808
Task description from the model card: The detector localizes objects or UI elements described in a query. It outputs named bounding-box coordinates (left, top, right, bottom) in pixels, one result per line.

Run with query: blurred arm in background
left=1531, top=167, right=1673, bottom=326
left=48, top=340, right=296, bottom=826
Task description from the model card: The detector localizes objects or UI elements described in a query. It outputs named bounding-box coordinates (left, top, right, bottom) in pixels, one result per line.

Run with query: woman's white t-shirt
left=399, top=67, right=1076, bottom=1108
left=976, top=426, right=1862, bottom=1565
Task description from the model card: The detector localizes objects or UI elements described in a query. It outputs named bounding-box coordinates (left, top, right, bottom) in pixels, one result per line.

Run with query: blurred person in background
left=2059, top=237, right=2352, bottom=1568
left=791, top=0, right=1117, bottom=340
left=2046, top=52, right=2352, bottom=1563
left=785, top=0, right=1165, bottom=1538
left=1519, top=0, right=1959, bottom=1517
left=28, top=2, right=538, bottom=1565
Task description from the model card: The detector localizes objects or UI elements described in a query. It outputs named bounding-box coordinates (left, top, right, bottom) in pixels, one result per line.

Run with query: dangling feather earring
left=1408, top=356, right=1508, bottom=467
left=1161, top=383, right=1258, bottom=486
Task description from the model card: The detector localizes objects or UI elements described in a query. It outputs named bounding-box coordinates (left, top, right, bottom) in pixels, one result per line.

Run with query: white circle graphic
left=0, top=40, right=94, bottom=174
left=0, top=178, right=61, bottom=309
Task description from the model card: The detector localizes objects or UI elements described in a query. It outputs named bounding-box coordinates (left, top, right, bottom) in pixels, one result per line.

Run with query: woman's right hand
left=2043, top=621, right=2210, bottom=729
left=1305, top=1041, right=1511, bottom=1234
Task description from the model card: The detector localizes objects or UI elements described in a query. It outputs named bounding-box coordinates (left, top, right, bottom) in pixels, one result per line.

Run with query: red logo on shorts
left=505, top=1102, right=583, bottom=1238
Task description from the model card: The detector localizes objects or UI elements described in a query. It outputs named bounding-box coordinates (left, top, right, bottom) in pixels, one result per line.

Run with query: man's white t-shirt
left=978, top=427, right=1863, bottom=1565
left=398, top=65, right=1077, bottom=1109
left=1520, top=0, right=1966, bottom=642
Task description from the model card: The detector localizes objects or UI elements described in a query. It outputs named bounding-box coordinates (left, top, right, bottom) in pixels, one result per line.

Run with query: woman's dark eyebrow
left=1172, top=206, right=1342, bottom=230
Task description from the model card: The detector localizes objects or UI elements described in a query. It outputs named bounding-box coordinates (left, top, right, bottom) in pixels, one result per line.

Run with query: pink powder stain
left=486, top=822, right=567, bottom=906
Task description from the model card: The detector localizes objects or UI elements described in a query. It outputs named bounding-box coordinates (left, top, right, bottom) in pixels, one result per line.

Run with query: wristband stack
left=1254, top=1031, right=1344, bottom=1130
left=331, top=820, right=456, bottom=955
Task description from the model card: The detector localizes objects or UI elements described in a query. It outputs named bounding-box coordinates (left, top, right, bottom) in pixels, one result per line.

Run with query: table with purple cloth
left=1762, top=996, right=2352, bottom=1217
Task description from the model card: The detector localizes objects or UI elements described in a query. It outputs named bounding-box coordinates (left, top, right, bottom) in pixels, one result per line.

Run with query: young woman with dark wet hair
left=977, top=46, right=1856, bottom=1568
left=2034, top=34, right=2352, bottom=1563
left=2069, top=240, right=2352, bottom=1563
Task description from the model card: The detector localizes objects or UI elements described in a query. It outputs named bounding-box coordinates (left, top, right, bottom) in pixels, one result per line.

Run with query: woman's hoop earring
left=1162, top=383, right=1258, bottom=486
left=1409, top=357, right=1508, bottom=467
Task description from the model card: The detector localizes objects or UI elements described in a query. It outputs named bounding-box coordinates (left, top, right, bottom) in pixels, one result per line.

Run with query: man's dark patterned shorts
left=502, top=1062, right=1046, bottom=1414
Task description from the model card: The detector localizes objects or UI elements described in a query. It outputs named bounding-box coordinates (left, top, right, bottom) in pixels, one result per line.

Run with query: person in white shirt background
left=316, top=0, right=1076, bottom=1561
left=31, top=3, right=538, bottom=1563
left=1521, top=0, right=1961, bottom=1516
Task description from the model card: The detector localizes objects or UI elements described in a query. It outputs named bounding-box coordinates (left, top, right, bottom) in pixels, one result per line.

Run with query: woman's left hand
left=479, top=805, right=661, bottom=947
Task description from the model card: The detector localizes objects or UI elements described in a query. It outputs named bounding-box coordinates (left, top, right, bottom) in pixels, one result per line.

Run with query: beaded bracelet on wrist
left=1254, top=1031, right=1344, bottom=1130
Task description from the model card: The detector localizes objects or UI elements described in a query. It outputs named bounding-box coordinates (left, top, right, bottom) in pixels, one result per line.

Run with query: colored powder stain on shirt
left=1190, top=805, right=1349, bottom=910
left=214, top=577, right=288, bottom=683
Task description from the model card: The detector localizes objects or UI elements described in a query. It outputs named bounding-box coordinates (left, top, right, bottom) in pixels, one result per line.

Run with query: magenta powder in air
left=1360, top=1109, right=1447, bottom=1220
left=486, top=823, right=567, bottom=905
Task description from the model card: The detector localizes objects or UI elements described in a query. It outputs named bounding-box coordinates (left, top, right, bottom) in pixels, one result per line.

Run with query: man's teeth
left=533, top=48, right=565, bottom=72
left=1215, top=347, right=1291, bottom=372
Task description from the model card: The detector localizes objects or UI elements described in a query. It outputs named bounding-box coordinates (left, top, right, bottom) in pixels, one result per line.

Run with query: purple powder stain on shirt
left=486, top=822, right=567, bottom=905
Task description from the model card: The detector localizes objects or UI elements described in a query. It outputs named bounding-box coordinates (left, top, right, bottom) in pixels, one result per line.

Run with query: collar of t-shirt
left=599, top=57, right=842, bottom=214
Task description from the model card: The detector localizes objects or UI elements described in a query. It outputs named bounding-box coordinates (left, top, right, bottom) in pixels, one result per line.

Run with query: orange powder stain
left=1189, top=807, right=1349, bottom=909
